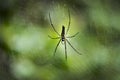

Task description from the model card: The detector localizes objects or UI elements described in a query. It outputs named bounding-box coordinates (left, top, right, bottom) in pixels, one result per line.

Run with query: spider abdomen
left=61, top=26, right=65, bottom=41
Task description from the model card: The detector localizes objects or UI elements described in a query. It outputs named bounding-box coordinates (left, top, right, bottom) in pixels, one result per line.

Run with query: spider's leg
left=66, top=39, right=81, bottom=55
left=64, top=39, right=67, bottom=60
left=49, top=13, right=60, bottom=36
left=66, top=9, right=71, bottom=34
left=48, top=35, right=60, bottom=39
left=66, top=32, right=79, bottom=38
left=54, top=39, right=61, bottom=56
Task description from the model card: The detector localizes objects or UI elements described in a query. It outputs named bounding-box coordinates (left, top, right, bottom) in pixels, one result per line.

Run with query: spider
left=48, top=9, right=81, bottom=60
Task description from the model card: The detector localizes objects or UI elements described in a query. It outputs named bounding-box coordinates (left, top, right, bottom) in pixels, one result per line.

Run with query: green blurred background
left=0, top=0, right=120, bottom=80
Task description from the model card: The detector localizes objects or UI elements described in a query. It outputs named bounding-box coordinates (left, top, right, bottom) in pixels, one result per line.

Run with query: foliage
left=0, top=0, right=120, bottom=80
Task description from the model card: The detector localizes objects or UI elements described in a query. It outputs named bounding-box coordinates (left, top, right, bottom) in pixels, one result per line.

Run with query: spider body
left=48, top=10, right=81, bottom=60
left=61, top=26, right=65, bottom=41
